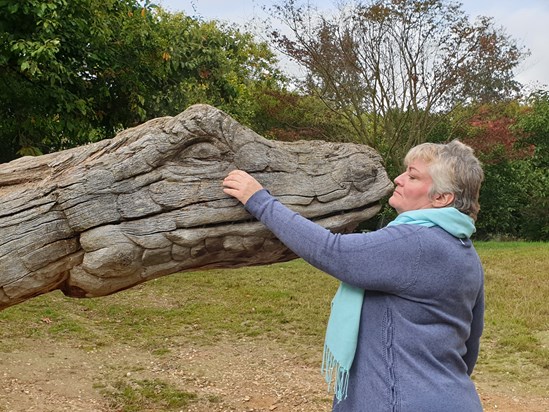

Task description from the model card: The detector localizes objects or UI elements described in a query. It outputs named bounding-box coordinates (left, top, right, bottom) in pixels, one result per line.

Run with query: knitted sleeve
left=245, top=189, right=422, bottom=294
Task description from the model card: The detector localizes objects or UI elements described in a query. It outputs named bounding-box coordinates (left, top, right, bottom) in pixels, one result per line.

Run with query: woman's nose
left=394, top=173, right=404, bottom=186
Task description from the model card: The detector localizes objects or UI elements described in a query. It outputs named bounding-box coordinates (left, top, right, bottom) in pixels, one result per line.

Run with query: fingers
left=222, top=170, right=253, bottom=187
left=224, top=169, right=250, bottom=182
left=222, top=170, right=245, bottom=189
left=222, top=170, right=263, bottom=205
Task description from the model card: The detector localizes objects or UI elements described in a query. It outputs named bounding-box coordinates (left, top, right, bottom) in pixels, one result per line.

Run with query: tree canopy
left=268, top=0, right=528, bottom=172
left=0, top=0, right=283, bottom=162
left=0, top=0, right=546, bottom=240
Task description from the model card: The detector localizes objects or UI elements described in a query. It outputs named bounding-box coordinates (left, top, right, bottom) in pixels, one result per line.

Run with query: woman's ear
left=433, top=192, right=455, bottom=208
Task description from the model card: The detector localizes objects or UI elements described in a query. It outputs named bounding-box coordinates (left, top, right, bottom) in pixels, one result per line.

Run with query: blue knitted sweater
left=245, top=190, right=484, bottom=412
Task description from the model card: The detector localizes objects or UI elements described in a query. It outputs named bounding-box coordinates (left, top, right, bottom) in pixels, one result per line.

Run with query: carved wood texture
left=0, top=104, right=393, bottom=310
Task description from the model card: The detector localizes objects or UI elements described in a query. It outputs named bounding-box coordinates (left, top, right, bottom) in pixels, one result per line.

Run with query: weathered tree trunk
left=0, top=104, right=393, bottom=310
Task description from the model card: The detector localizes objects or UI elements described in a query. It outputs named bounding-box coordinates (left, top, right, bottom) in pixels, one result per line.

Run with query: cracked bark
left=0, top=104, right=393, bottom=310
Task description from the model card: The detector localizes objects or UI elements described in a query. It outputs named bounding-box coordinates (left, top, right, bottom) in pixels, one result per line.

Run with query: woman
left=223, top=140, right=485, bottom=412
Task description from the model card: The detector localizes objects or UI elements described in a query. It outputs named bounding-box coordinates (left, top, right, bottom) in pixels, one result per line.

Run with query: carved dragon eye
left=180, top=142, right=222, bottom=160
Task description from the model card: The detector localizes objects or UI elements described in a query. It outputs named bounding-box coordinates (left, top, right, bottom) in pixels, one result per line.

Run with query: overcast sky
left=158, top=0, right=549, bottom=89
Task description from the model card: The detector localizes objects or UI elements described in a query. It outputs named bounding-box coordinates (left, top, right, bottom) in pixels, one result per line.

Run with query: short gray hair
left=404, top=140, right=484, bottom=220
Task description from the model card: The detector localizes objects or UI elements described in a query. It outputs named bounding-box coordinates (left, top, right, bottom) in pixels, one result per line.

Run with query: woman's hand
left=222, top=170, right=263, bottom=205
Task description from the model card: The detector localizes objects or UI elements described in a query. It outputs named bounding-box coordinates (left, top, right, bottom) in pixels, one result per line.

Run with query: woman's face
left=389, top=159, right=435, bottom=214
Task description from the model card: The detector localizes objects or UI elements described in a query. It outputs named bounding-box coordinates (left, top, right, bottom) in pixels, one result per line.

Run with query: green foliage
left=138, top=11, right=285, bottom=126
left=0, top=1, right=284, bottom=162
left=0, top=0, right=139, bottom=159
left=514, top=90, right=549, bottom=168
left=1, top=2, right=546, bottom=242
left=418, top=100, right=548, bottom=241
left=250, top=88, right=354, bottom=142
left=476, top=154, right=549, bottom=240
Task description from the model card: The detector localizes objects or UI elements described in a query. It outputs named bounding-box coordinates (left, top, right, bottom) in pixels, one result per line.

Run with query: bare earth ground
left=0, top=338, right=547, bottom=412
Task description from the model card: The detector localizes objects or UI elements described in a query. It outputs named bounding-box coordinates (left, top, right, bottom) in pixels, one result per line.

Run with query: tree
left=267, top=0, right=528, bottom=173
left=452, top=100, right=548, bottom=240
left=511, top=90, right=549, bottom=240
left=0, top=0, right=119, bottom=160
left=0, top=1, right=284, bottom=162
left=250, top=87, right=354, bottom=142
left=514, top=90, right=549, bottom=168
left=136, top=9, right=285, bottom=127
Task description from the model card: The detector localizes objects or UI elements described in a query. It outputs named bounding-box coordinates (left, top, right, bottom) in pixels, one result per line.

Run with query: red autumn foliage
left=461, top=106, right=534, bottom=163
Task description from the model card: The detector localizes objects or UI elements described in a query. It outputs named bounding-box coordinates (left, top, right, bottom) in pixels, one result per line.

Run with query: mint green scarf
left=321, top=207, right=475, bottom=402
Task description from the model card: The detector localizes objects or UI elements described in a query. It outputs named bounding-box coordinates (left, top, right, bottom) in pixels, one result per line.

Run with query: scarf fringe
left=321, top=344, right=350, bottom=403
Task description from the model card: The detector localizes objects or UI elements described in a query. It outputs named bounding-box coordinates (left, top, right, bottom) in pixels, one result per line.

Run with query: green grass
left=473, top=241, right=549, bottom=392
left=0, top=241, right=547, bottom=406
left=102, top=378, right=197, bottom=412
left=0, top=261, right=339, bottom=354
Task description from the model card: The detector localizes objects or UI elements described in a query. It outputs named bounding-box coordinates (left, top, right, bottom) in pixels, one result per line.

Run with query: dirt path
left=0, top=338, right=547, bottom=411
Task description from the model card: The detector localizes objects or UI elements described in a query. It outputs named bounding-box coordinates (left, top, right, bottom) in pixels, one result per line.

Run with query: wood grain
left=0, top=104, right=393, bottom=309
